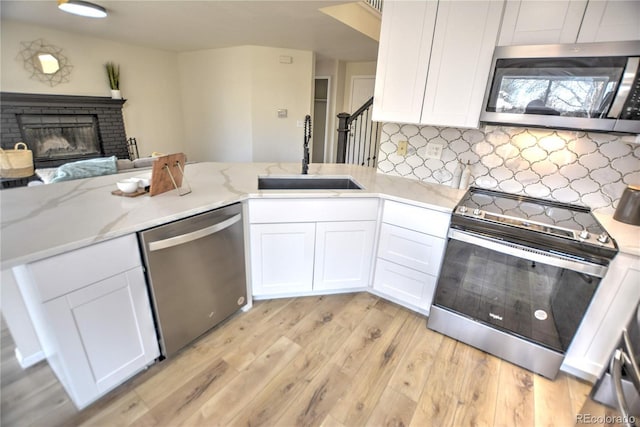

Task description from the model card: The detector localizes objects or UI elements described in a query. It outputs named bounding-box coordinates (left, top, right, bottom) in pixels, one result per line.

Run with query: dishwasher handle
left=148, top=213, right=241, bottom=252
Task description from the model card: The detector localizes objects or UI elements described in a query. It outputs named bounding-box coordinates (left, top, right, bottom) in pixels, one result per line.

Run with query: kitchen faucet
left=302, top=115, right=311, bottom=174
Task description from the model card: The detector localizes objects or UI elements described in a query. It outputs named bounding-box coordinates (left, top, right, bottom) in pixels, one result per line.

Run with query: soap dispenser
left=451, top=161, right=462, bottom=188
left=459, top=160, right=471, bottom=189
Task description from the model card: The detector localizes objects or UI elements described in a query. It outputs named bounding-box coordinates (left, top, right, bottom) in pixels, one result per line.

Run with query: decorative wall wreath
left=18, top=39, right=73, bottom=86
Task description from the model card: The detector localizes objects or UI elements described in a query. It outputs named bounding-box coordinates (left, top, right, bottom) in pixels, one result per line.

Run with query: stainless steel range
left=428, top=187, right=618, bottom=379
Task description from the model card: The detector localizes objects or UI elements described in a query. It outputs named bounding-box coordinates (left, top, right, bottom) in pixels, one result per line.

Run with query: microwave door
left=480, top=42, right=640, bottom=133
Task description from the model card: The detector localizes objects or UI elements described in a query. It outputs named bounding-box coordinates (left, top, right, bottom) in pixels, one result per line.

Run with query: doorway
left=349, top=76, right=375, bottom=113
left=312, top=77, right=330, bottom=163
left=345, top=75, right=378, bottom=166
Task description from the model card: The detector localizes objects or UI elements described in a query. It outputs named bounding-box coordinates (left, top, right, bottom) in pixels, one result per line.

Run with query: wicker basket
left=0, top=142, right=34, bottom=178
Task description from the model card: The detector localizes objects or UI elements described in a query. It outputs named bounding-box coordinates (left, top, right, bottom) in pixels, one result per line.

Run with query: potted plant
left=105, top=62, right=121, bottom=99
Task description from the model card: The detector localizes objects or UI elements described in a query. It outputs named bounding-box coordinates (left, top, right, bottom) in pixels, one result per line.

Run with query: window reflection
left=487, top=57, right=626, bottom=118
left=35, top=53, right=60, bottom=74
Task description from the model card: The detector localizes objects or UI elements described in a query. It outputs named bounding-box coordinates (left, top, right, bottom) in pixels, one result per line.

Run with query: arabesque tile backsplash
left=377, top=124, right=640, bottom=214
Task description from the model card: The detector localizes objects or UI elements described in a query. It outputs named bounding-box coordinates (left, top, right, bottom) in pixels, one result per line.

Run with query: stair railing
left=365, top=0, right=383, bottom=13
left=336, top=96, right=381, bottom=167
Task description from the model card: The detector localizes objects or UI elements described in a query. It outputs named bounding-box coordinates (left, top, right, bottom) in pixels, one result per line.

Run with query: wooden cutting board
left=149, top=153, right=187, bottom=196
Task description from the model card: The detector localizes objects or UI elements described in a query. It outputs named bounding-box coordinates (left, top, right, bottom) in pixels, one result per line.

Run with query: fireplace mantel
left=1, top=92, right=129, bottom=169
left=1, top=92, right=126, bottom=108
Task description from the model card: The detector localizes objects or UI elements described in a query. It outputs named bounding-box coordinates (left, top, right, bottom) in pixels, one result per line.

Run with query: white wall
left=250, top=46, right=314, bottom=162
left=0, top=21, right=186, bottom=158
left=1, top=22, right=319, bottom=164
left=178, top=47, right=253, bottom=162
left=178, top=45, right=313, bottom=163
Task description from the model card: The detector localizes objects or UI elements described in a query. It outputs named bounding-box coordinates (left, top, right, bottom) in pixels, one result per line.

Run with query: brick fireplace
left=1, top=92, right=129, bottom=169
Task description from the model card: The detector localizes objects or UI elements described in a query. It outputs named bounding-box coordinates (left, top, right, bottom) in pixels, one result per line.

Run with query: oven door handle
left=448, top=229, right=607, bottom=278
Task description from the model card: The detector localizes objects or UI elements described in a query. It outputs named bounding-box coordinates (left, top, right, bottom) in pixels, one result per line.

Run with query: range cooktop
left=451, top=187, right=618, bottom=262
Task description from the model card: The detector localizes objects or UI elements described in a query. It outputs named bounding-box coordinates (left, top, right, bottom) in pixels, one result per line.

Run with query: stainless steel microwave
left=480, top=41, right=640, bottom=134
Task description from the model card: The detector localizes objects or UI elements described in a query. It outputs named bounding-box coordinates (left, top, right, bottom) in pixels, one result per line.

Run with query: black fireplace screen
left=19, top=114, right=101, bottom=161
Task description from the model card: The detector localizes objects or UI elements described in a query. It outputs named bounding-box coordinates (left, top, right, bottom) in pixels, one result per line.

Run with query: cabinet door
left=498, top=0, right=587, bottom=45
left=577, top=0, right=640, bottom=42
left=373, top=259, right=438, bottom=313
left=420, top=0, right=505, bottom=128
left=313, top=221, right=376, bottom=291
left=378, top=223, right=446, bottom=276
left=42, top=268, right=159, bottom=408
left=250, top=223, right=315, bottom=296
left=372, top=0, right=437, bottom=123
left=563, top=253, right=640, bottom=381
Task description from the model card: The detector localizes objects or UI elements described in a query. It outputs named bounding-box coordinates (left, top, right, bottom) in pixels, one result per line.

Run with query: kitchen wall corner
left=377, top=123, right=640, bottom=215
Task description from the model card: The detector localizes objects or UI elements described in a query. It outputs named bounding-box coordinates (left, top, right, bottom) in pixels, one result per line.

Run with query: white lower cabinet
left=248, top=198, right=379, bottom=297
left=250, top=223, right=316, bottom=295
left=374, top=259, right=438, bottom=309
left=372, top=200, right=449, bottom=314
left=13, top=235, right=159, bottom=409
left=314, top=221, right=376, bottom=291
left=563, top=252, right=640, bottom=381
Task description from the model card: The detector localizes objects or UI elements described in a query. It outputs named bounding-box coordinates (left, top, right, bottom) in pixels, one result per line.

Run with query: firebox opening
left=18, top=114, right=102, bottom=166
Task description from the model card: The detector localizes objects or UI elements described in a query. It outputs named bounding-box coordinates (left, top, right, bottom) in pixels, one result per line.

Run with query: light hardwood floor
left=1, top=293, right=620, bottom=426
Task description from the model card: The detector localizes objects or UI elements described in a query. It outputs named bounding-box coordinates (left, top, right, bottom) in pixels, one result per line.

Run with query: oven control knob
left=579, top=230, right=590, bottom=239
left=597, top=233, right=609, bottom=244
left=473, top=208, right=481, bottom=216
left=459, top=206, right=468, bottom=213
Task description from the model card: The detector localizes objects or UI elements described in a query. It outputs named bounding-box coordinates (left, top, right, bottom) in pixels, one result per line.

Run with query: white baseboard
left=15, top=347, right=45, bottom=369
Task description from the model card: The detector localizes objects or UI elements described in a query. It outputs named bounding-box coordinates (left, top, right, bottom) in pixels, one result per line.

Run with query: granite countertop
left=1, top=162, right=636, bottom=269
left=0, top=162, right=465, bottom=268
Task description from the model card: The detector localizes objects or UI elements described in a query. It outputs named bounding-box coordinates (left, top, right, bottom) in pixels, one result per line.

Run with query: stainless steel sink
left=257, top=175, right=363, bottom=190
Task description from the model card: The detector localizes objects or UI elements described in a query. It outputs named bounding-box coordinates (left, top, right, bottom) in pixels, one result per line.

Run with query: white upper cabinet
left=498, top=0, right=640, bottom=46
left=420, top=0, right=505, bottom=128
left=372, top=0, right=437, bottom=124
left=372, top=0, right=504, bottom=128
left=577, top=0, right=640, bottom=43
left=498, top=0, right=588, bottom=45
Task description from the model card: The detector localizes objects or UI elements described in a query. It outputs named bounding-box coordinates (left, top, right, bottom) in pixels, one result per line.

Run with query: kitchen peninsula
left=1, top=162, right=638, bottom=409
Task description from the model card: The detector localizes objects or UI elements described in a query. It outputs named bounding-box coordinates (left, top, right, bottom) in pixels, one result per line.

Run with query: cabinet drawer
left=378, top=223, right=446, bottom=275
left=249, top=198, right=379, bottom=223
left=373, top=258, right=438, bottom=311
left=29, top=235, right=142, bottom=302
left=382, top=200, right=450, bottom=238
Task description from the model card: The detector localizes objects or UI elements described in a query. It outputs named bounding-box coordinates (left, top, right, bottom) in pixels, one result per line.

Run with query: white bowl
left=133, top=173, right=151, bottom=188
left=117, top=179, right=139, bottom=193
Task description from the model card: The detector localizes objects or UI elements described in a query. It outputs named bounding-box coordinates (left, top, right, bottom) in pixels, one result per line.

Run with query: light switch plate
left=425, top=142, right=443, bottom=159
left=397, top=141, right=408, bottom=156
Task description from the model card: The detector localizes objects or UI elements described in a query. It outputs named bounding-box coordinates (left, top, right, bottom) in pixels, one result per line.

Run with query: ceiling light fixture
left=57, top=0, right=107, bottom=18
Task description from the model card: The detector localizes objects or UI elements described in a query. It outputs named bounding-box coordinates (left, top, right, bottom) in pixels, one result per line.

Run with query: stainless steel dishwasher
left=139, top=203, right=247, bottom=358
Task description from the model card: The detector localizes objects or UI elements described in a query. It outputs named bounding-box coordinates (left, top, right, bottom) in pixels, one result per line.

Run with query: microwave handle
left=608, top=57, right=639, bottom=118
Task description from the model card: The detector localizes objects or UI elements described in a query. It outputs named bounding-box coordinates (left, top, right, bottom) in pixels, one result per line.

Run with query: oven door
left=433, top=229, right=606, bottom=353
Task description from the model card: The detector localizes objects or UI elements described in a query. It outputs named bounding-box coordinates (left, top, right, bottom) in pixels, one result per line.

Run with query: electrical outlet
left=425, top=142, right=443, bottom=159
left=397, top=141, right=408, bottom=156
